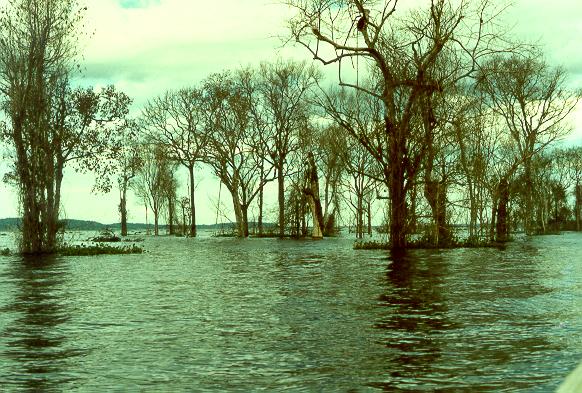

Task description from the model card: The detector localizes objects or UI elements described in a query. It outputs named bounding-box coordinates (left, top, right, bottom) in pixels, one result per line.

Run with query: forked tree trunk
left=304, top=153, right=324, bottom=239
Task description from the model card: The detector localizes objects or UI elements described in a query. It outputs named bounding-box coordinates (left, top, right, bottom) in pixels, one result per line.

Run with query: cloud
left=119, top=0, right=160, bottom=8
left=503, top=0, right=582, bottom=72
left=76, top=0, right=303, bottom=108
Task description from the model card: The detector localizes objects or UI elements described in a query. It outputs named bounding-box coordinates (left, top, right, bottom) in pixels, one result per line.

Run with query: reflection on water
left=0, top=233, right=581, bottom=391
left=0, top=256, right=81, bottom=391
left=370, top=250, right=454, bottom=390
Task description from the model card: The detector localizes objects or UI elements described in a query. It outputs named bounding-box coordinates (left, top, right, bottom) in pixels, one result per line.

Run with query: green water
left=0, top=233, right=581, bottom=391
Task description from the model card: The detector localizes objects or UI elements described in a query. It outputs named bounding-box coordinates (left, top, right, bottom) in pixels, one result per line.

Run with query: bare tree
left=114, top=122, right=142, bottom=236
left=287, top=0, right=510, bottom=248
left=141, top=87, right=207, bottom=237
left=133, top=144, right=173, bottom=236
left=477, top=54, right=581, bottom=236
left=0, top=0, right=131, bottom=253
left=564, top=147, right=582, bottom=231
left=258, top=59, right=320, bottom=237
left=202, top=70, right=274, bottom=237
left=313, top=124, right=346, bottom=235
left=0, top=0, right=83, bottom=253
left=319, top=91, right=380, bottom=238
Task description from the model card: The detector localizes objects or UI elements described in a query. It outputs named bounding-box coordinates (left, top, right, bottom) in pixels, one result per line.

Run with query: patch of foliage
left=354, top=241, right=390, bottom=250
left=91, top=228, right=121, bottom=242
left=1, top=248, right=10, bottom=256
left=58, top=243, right=144, bottom=256
left=354, top=237, right=506, bottom=250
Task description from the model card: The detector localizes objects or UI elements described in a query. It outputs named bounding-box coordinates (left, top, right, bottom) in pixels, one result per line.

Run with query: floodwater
left=0, top=231, right=581, bottom=391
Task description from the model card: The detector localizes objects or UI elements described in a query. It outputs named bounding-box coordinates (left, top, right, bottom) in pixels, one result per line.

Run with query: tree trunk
left=181, top=204, right=186, bottom=237
left=575, top=182, right=581, bottom=232
left=387, top=118, right=408, bottom=250
left=495, top=178, right=509, bottom=242
left=356, top=193, right=363, bottom=239
left=304, top=153, right=324, bottom=239
left=231, top=190, right=245, bottom=238
left=277, top=164, right=285, bottom=237
left=120, top=183, right=128, bottom=236
left=188, top=165, right=197, bottom=237
left=242, top=204, right=249, bottom=237
left=154, top=210, right=159, bottom=236
left=424, top=179, right=450, bottom=246
left=367, top=199, right=372, bottom=236
left=523, top=160, right=534, bottom=235
left=258, top=183, right=264, bottom=236
left=168, top=196, right=174, bottom=235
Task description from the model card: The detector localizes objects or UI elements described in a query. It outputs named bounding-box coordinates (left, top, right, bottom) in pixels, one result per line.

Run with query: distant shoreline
left=0, top=218, right=242, bottom=232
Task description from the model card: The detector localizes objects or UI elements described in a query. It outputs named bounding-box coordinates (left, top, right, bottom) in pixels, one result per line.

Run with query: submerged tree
left=202, top=70, right=274, bottom=237
left=141, top=87, right=207, bottom=237
left=288, top=0, right=511, bottom=248
left=114, top=123, right=142, bottom=236
left=258, top=59, right=319, bottom=237
left=0, top=0, right=82, bottom=253
left=133, top=144, right=175, bottom=236
left=0, top=0, right=130, bottom=253
left=476, top=54, right=581, bottom=236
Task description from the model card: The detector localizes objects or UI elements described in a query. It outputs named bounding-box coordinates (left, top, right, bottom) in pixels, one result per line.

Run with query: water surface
left=1, top=232, right=581, bottom=391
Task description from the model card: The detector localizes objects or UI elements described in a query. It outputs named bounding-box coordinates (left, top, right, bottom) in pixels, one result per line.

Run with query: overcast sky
left=1, top=0, right=581, bottom=226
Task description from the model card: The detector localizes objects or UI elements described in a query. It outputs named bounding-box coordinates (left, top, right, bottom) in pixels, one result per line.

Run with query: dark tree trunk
left=168, top=196, right=174, bottom=235
left=153, top=207, right=159, bottom=236
left=576, top=182, right=581, bottom=232
left=523, top=161, right=534, bottom=235
left=120, top=185, right=128, bottom=236
left=495, top=178, right=509, bottom=242
left=424, top=179, right=450, bottom=246
left=385, top=115, right=409, bottom=250
left=181, top=204, right=186, bottom=237
left=277, top=164, right=285, bottom=237
left=242, top=205, right=249, bottom=238
left=188, top=165, right=197, bottom=237
left=304, top=152, right=324, bottom=239
left=356, top=194, right=363, bottom=239
left=258, top=182, right=264, bottom=236
left=367, top=199, right=372, bottom=236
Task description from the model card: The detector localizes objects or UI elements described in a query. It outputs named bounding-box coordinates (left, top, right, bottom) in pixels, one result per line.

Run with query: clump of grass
left=354, top=241, right=390, bottom=250
left=354, top=237, right=506, bottom=250
left=123, top=237, right=144, bottom=242
left=58, top=243, right=144, bottom=256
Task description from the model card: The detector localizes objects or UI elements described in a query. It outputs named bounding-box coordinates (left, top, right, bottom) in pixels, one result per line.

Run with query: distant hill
left=0, top=218, right=151, bottom=231
left=0, top=218, right=241, bottom=232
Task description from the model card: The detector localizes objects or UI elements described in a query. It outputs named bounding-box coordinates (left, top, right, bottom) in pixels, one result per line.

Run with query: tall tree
left=564, top=147, right=582, bottom=231
left=258, top=59, right=319, bottom=237
left=133, top=144, right=173, bottom=236
left=203, top=70, right=273, bottom=237
left=0, top=0, right=83, bottom=253
left=115, top=131, right=142, bottom=237
left=0, top=0, right=130, bottom=253
left=477, top=54, right=581, bottom=236
left=141, top=87, right=207, bottom=237
left=288, top=0, right=509, bottom=248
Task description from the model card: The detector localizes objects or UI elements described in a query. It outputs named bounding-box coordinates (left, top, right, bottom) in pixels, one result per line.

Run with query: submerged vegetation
left=0, top=0, right=580, bottom=254
left=58, top=243, right=144, bottom=257
left=354, top=237, right=506, bottom=251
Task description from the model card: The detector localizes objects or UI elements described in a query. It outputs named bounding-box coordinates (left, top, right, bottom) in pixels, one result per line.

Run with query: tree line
left=0, top=0, right=581, bottom=254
